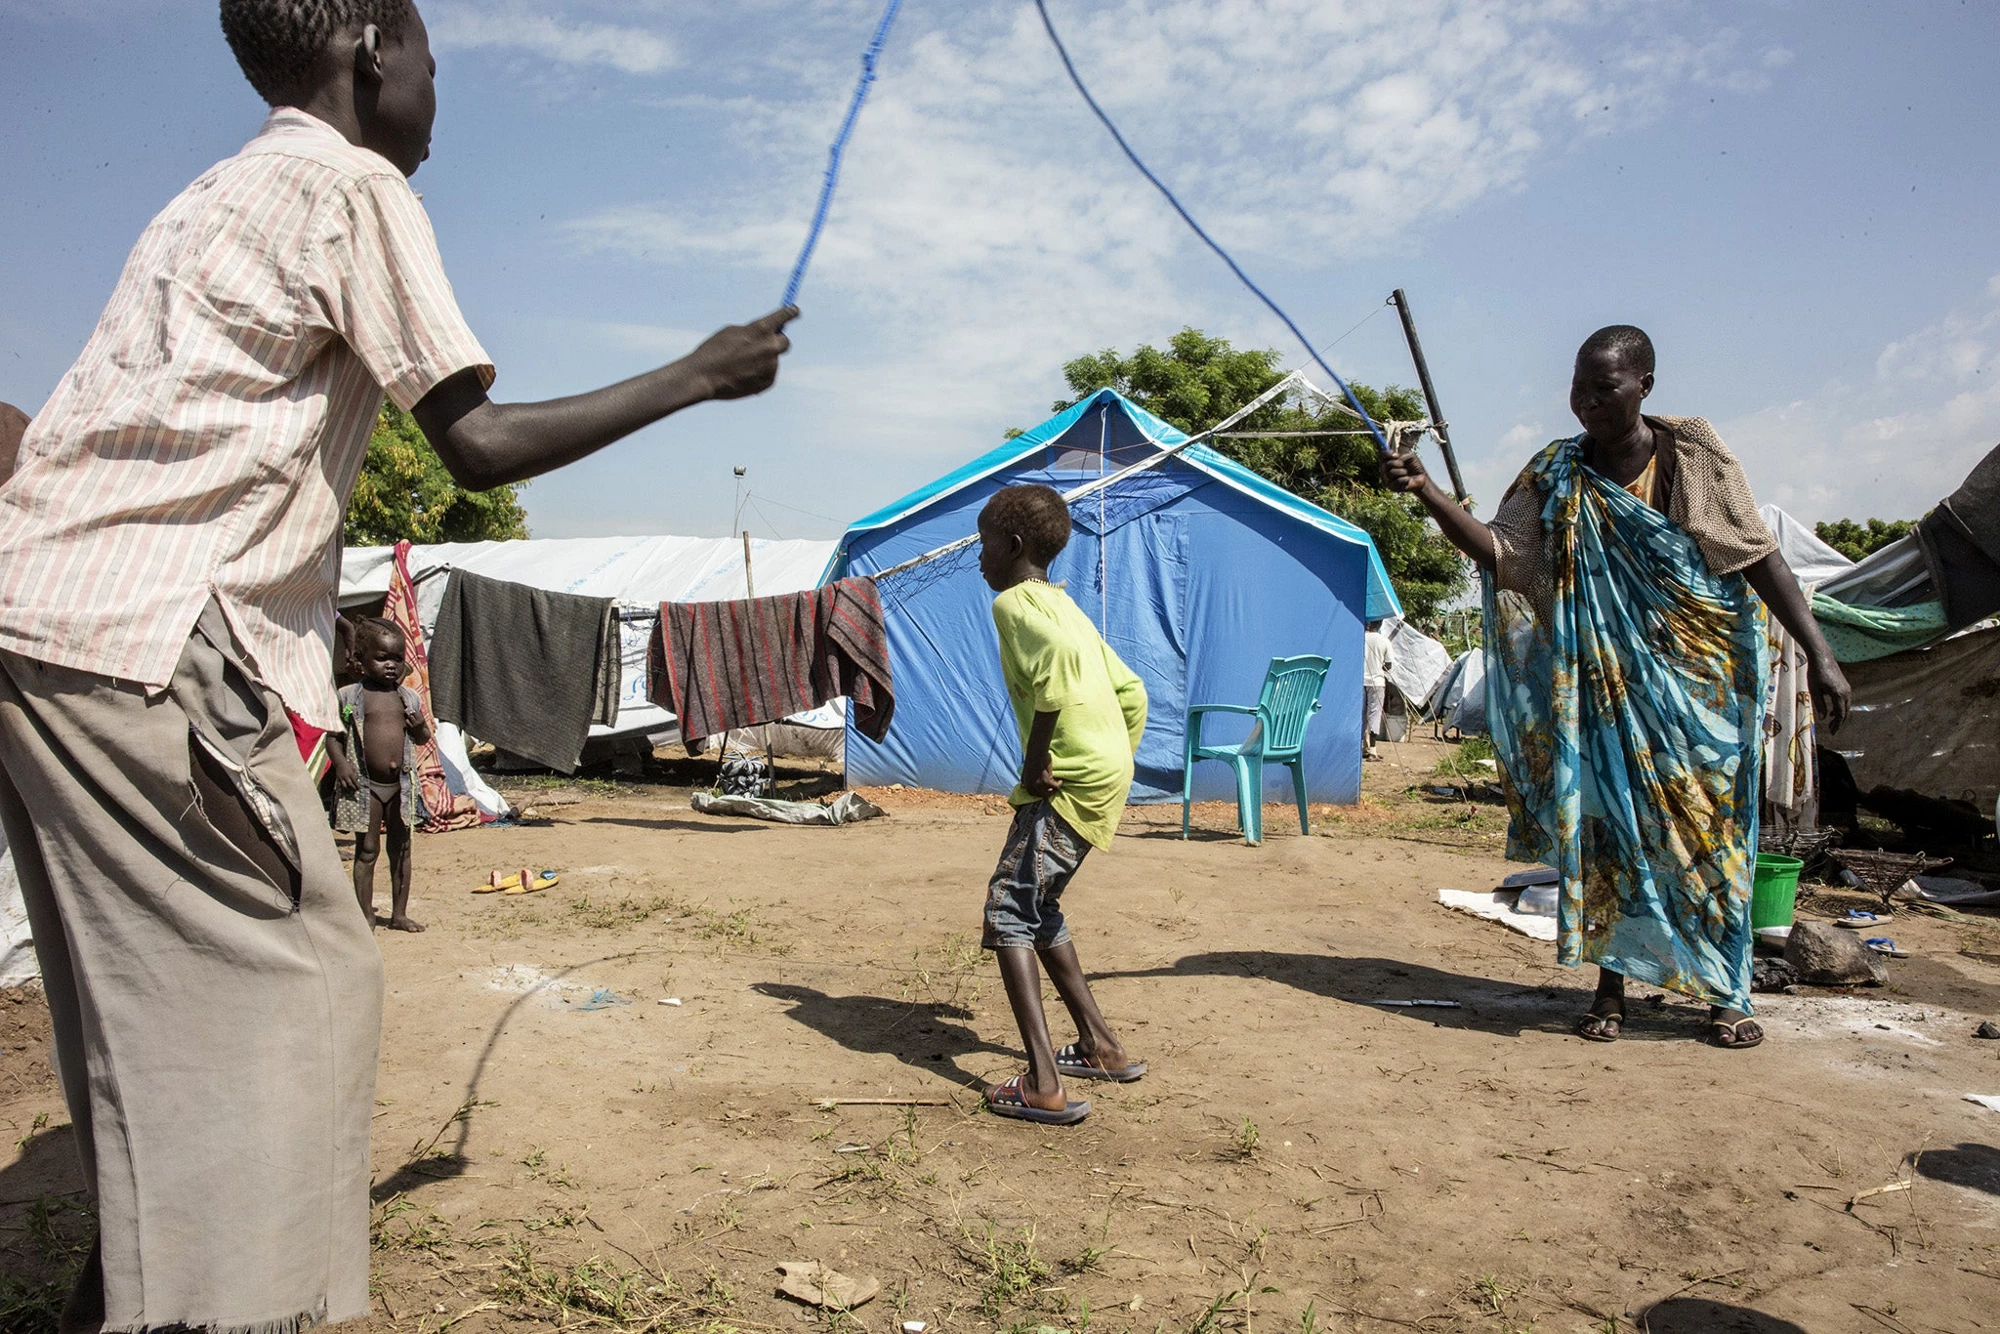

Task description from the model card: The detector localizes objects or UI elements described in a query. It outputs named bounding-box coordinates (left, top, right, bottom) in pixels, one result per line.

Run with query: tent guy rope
left=781, top=0, right=905, bottom=308
left=869, top=370, right=1326, bottom=583
left=1032, top=0, right=1392, bottom=458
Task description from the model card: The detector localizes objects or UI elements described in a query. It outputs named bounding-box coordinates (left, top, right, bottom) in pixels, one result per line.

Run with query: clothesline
left=1217, top=427, right=1424, bottom=440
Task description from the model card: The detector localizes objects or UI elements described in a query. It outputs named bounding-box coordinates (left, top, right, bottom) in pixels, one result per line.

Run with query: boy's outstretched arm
left=414, top=307, right=796, bottom=491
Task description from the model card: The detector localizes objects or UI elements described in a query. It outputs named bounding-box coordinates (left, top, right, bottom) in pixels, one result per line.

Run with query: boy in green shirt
left=976, top=484, right=1149, bottom=1124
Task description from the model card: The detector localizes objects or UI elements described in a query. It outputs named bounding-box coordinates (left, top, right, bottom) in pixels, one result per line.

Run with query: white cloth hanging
left=1764, top=618, right=1817, bottom=823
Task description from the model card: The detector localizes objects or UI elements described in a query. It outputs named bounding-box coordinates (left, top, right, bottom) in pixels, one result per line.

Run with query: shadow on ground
left=1636, top=1297, right=1807, bottom=1332
left=1093, top=951, right=1713, bottom=1042
left=751, top=982, right=1012, bottom=1092
left=0, top=1124, right=93, bottom=1327
left=1911, top=1141, right=2000, bottom=1196
left=578, top=816, right=766, bottom=835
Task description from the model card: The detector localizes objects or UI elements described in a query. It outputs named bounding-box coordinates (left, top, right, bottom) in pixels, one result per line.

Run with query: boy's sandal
left=1707, top=1017, right=1764, bottom=1050
left=1862, top=937, right=1909, bottom=958
left=504, top=870, right=558, bottom=896
left=984, top=1075, right=1089, bottom=1125
left=1577, top=1009, right=1623, bottom=1042
left=1054, top=1042, right=1147, bottom=1083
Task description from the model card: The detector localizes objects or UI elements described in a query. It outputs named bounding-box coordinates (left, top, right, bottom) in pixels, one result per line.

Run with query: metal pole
left=742, top=530, right=756, bottom=600
left=1389, top=288, right=1470, bottom=507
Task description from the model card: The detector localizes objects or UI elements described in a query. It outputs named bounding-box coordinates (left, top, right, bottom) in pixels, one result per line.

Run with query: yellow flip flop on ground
left=471, top=872, right=560, bottom=894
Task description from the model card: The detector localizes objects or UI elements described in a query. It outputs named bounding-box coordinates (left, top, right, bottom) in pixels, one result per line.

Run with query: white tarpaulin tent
left=1382, top=617, right=1454, bottom=711
left=340, top=535, right=837, bottom=742
left=1760, top=504, right=1854, bottom=588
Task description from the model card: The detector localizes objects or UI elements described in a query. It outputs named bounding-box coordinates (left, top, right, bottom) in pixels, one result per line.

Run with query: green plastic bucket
left=1751, top=853, right=1805, bottom=929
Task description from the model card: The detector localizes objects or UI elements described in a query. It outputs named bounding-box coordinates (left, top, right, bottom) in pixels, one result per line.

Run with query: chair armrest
left=1186, top=702, right=1258, bottom=756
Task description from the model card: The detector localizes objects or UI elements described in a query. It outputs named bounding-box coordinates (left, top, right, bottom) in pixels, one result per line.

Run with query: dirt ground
left=5, top=736, right=2000, bottom=1334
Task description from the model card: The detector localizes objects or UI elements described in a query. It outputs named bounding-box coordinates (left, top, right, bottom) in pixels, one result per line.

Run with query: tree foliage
left=344, top=402, right=529, bottom=547
left=1814, top=516, right=1914, bottom=563
left=1053, top=327, right=1469, bottom=622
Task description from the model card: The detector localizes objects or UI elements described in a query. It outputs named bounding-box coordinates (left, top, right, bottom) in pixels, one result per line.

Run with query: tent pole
left=1389, top=288, right=1470, bottom=507
left=742, top=530, right=756, bottom=600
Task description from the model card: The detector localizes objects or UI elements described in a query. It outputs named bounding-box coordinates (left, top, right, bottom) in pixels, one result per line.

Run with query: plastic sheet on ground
left=1903, top=875, right=2000, bottom=908
left=1437, top=887, right=1557, bottom=942
left=690, top=790, right=885, bottom=826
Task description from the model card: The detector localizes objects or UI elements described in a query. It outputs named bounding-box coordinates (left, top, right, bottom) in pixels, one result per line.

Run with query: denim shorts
left=982, top=799, right=1090, bottom=951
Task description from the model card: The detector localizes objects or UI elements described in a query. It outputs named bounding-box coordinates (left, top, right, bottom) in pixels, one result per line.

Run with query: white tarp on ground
left=340, top=536, right=837, bottom=741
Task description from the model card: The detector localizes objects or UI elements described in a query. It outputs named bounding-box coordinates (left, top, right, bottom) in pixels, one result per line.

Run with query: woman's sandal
left=1707, top=1017, right=1764, bottom=1050
left=1577, top=1008, right=1623, bottom=1042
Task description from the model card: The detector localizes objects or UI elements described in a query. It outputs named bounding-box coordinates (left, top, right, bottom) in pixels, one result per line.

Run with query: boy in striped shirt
left=0, top=3, right=792, bottom=1329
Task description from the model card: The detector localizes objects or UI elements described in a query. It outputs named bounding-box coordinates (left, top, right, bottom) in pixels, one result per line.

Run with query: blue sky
left=3, top=0, right=1997, bottom=543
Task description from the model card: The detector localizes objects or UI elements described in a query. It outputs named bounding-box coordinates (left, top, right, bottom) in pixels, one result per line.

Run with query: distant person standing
left=1362, top=620, right=1395, bottom=760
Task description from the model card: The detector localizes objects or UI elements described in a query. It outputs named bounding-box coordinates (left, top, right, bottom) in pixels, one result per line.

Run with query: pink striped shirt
left=0, top=109, right=491, bottom=728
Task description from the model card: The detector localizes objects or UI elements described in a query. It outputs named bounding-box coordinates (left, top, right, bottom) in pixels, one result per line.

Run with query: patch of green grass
left=506, top=774, right=628, bottom=797
left=565, top=891, right=791, bottom=955
left=371, top=1194, right=454, bottom=1254
left=492, top=1238, right=742, bottom=1333
left=1428, top=734, right=1496, bottom=782
left=1063, top=1204, right=1114, bottom=1276
left=970, top=1225, right=1052, bottom=1321
left=0, top=1193, right=95, bottom=1332
left=568, top=894, right=679, bottom=930
left=1189, top=1279, right=1281, bottom=1334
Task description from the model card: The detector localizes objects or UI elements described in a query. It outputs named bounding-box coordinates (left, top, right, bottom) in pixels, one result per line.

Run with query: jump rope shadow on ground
left=1092, top=951, right=1707, bottom=1042
left=750, top=982, right=1010, bottom=1092
left=370, top=949, right=660, bottom=1202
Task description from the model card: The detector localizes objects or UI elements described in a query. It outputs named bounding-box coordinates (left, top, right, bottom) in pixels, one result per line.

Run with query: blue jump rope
left=781, top=0, right=1391, bottom=456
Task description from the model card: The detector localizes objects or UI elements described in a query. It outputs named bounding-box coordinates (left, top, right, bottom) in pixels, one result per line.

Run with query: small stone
left=1975, top=1021, right=2000, bottom=1040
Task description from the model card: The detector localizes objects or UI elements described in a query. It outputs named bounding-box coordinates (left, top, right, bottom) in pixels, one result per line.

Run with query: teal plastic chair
left=1182, top=655, right=1331, bottom=845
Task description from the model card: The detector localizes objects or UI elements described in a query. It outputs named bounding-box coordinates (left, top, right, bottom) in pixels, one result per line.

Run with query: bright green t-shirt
left=991, top=581, right=1148, bottom=850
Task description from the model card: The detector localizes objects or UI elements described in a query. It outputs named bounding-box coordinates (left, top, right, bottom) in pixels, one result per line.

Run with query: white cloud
left=429, top=7, right=677, bottom=75
left=1721, top=282, right=2000, bottom=524
left=555, top=0, right=1779, bottom=470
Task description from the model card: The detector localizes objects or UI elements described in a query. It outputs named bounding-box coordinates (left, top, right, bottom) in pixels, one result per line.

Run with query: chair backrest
left=1255, top=655, right=1332, bottom=756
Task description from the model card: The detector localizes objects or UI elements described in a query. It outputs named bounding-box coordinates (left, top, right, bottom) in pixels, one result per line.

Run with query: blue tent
left=826, top=389, right=1401, bottom=806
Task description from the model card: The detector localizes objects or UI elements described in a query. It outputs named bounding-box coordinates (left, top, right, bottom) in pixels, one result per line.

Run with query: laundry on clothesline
left=648, top=577, right=893, bottom=750
left=429, top=568, right=620, bottom=775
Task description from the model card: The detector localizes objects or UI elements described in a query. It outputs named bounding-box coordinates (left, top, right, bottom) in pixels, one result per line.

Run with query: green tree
left=1053, top=327, right=1469, bottom=621
left=343, top=402, right=529, bottom=546
left=1814, top=516, right=1914, bottom=563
